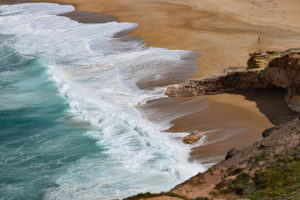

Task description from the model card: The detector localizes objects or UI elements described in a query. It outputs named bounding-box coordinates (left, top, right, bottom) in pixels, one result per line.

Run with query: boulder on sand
left=183, top=131, right=203, bottom=144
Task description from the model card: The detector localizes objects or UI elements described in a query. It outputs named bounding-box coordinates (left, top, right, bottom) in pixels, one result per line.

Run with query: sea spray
left=0, top=3, right=203, bottom=199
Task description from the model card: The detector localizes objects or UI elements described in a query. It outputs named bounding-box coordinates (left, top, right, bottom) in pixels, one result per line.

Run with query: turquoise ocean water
left=0, top=42, right=100, bottom=199
left=0, top=3, right=203, bottom=199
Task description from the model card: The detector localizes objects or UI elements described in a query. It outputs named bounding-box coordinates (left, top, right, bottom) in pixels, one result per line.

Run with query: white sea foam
left=0, top=3, right=74, bottom=15
left=0, top=3, right=203, bottom=199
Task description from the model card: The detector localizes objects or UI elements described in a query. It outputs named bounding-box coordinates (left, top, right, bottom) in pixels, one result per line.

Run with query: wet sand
left=26, top=0, right=300, bottom=163
left=59, top=11, right=116, bottom=24
left=140, top=89, right=297, bottom=164
left=0, top=0, right=27, bottom=4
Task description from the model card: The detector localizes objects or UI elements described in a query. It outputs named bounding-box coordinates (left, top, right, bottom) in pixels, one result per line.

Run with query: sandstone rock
left=165, top=49, right=300, bottom=113
left=225, top=148, right=240, bottom=160
left=183, top=131, right=203, bottom=144
left=224, top=66, right=246, bottom=73
left=247, top=50, right=287, bottom=69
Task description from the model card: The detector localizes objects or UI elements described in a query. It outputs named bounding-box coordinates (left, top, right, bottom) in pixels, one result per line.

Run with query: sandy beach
left=2, top=1, right=300, bottom=199
left=27, top=0, right=300, bottom=163
left=30, top=0, right=300, bottom=76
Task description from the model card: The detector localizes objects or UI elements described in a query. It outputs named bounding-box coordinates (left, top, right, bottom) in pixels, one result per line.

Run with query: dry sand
left=27, top=0, right=300, bottom=163
left=30, top=0, right=300, bottom=76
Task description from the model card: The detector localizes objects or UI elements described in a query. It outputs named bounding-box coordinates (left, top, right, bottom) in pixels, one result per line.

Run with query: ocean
left=0, top=3, right=203, bottom=199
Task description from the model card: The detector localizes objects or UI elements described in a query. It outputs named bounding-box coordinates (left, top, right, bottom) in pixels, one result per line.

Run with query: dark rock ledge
left=166, top=48, right=300, bottom=112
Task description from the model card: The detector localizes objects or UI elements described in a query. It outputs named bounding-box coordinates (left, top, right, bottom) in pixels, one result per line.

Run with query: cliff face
left=169, top=118, right=300, bottom=200
left=165, top=49, right=300, bottom=112
left=126, top=118, right=300, bottom=200
left=125, top=50, right=300, bottom=200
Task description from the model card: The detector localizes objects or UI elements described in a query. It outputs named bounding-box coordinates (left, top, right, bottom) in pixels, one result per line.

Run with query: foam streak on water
left=0, top=3, right=203, bottom=200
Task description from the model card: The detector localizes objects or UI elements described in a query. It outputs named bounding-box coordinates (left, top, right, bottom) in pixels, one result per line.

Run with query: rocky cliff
left=126, top=50, right=300, bottom=200
left=126, top=118, right=300, bottom=200
left=165, top=49, right=300, bottom=112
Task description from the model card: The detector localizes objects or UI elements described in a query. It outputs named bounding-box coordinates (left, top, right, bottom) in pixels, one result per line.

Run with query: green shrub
left=228, top=167, right=243, bottom=176
left=252, top=143, right=300, bottom=199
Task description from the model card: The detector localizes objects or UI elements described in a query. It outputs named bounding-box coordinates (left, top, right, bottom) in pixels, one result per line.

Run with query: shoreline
left=126, top=117, right=300, bottom=199
left=26, top=0, right=300, bottom=164
left=29, top=0, right=300, bottom=77
left=2, top=2, right=299, bottom=199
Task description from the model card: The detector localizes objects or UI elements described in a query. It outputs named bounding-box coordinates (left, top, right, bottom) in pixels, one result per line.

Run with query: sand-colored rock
left=183, top=131, right=203, bottom=144
left=166, top=49, right=300, bottom=112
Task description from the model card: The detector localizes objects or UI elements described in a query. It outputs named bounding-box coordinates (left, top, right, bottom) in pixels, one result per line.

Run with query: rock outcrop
left=262, top=126, right=276, bottom=137
left=183, top=131, right=203, bottom=144
left=126, top=49, right=300, bottom=200
left=224, top=147, right=240, bottom=160
left=126, top=118, right=300, bottom=200
left=165, top=48, right=300, bottom=112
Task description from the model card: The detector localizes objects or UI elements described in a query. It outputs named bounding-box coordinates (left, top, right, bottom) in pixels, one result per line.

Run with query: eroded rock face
left=247, top=50, right=287, bottom=69
left=165, top=49, right=300, bottom=112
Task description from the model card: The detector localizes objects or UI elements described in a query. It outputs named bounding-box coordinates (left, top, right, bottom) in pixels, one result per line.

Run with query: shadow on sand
left=230, top=88, right=299, bottom=125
